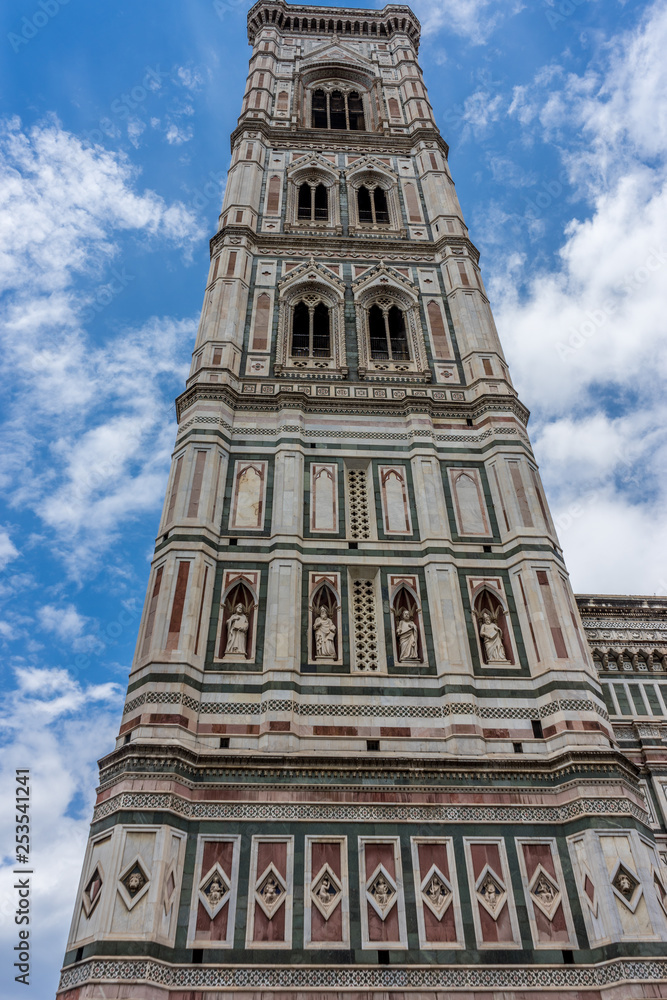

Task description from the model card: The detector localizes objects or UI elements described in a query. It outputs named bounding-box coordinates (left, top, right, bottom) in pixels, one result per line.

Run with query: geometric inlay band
left=91, top=792, right=648, bottom=825
left=59, top=957, right=667, bottom=992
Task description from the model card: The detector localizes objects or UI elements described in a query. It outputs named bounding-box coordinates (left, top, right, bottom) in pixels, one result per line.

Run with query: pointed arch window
left=368, top=304, right=409, bottom=361
left=291, top=300, right=331, bottom=358
left=357, top=185, right=389, bottom=224
left=311, top=88, right=365, bottom=130
left=297, top=182, right=328, bottom=221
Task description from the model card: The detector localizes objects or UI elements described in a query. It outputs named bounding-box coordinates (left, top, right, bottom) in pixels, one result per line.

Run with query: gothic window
left=368, top=304, right=409, bottom=361
left=291, top=300, right=331, bottom=358
left=357, top=185, right=389, bottom=224
left=311, top=88, right=365, bottom=130
left=297, top=182, right=328, bottom=222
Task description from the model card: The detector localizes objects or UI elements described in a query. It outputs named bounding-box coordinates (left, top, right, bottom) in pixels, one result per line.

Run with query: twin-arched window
left=312, top=89, right=365, bottom=130
left=291, top=301, right=331, bottom=358
left=297, top=182, right=328, bottom=222
left=357, top=185, right=389, bottom=224
left=368, top=304, right=409, bottom=361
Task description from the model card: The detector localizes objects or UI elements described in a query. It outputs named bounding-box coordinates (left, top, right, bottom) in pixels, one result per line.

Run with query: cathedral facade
left=58, top=3, right=667, bottom=998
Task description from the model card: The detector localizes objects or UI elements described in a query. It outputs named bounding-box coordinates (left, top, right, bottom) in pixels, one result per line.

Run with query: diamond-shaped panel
left=311, top=863, right=342, bottom=921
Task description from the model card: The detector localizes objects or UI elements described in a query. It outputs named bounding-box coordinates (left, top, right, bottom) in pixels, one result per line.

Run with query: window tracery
left=311, top=87, right=365, bottom=130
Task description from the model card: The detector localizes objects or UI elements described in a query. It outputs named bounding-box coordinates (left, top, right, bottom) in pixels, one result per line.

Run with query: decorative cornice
left=97, top=744, right=640, bottom=789
left=229, top=121, right=448, bottom=159
left=210, top=225, right=477, bottom=264
left=59, top=957, right=667, bottom=994
left=174, top=380, right=530, bottom=426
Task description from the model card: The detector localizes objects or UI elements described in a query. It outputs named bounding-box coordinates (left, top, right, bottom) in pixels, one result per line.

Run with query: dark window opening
left=513, top=742, right=523, bottom=754
left=531, top=719, right=544, bottom=739
left=311, top=88, right=365, bottom=130
left=75, top=947, right=84, bottom=963
left=291, top=300, right=331, bottom=359
left=357, top=185, right=389, bottom=225
left=369, top=304, right=410, bottom=362
left=192, top=949, right=203, bottom=964
left=297, top=182, right=329, bottom=222
left=228, top=537, right=238, bottom=546
left=367, top=739, right=380, bottom=751
left=378, top=950, right=389, bottom=964
left=219, top=737, right=230, bottom=748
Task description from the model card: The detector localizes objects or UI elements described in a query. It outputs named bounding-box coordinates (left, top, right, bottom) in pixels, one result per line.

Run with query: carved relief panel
left=245, top=836, right=294, bottom=949
left=463, top=837, right=521, bottom=949
left=410, top=837, right=464, bottom=949
left=304, top=836, right=350, bottom=949
left=515, top=838, right=578, bottom=948
left=358, top=837, right=408, bottom=949
left=187, top=835, right=241, bottom=949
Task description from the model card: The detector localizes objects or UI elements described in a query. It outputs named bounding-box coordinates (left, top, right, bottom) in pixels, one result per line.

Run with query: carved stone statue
left=225, top=603, right=249, bottom=656
left=207, top=879, right=224, bottom=907
left=426, top=873, right=447, bottom=906
left=316, top=875, right=333, bottom=902
left=615, top=872, right=634, bottom=898
left=314, top=605, right=336, bottom=659
left=261, top=875, right=280, bottom=907
left=533, top=877, right=555, bottom=905
left=127, top=871, right=145, bottom=895
left=396, top=608, right=419, bottom=661
left=477, top=609, right=509, bottom=663
left=480, top=876, right=501, bottom=910
left=371, top=874, right=392, bottom=906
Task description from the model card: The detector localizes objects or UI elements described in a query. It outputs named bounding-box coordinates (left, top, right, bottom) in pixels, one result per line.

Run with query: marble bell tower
left=58, top=3, right=667, bottom=998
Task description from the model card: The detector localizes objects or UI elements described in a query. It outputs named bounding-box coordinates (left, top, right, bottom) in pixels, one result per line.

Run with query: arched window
left=311, top=89, right=365, bottom=131
left=357, top=185, right=389, bottom=224
left=297, top=182, right=328, bottom=222
left=291, top=300, right=331, bottom=358
left=368, top=304, right=409, bottom=361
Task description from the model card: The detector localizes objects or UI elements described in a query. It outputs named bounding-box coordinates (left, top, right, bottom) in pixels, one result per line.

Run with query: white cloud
left=165, top=122, right=194, bottom=145
left=0, top=527, right=18, bottom=569
left=0, top=119, right=201, bottom=579
left=491, top=0, right=667, bottom=594
left=0, top=668, right=123, bottom=999
left=414, top=0, right=524, bottom=43
left=176, top=66, right=204, bottom=91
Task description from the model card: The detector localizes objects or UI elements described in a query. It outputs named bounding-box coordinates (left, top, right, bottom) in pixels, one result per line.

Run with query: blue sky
left=1, top=0, right=666, bottom=995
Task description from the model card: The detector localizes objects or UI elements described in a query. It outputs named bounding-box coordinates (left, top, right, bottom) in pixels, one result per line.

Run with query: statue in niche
left=396, top=608, right=419, bottom=661
left=225, top=603, right=249, bottom=656
left=314, top=605, right=337, bottom=659
left=475, top=608, right=509, bottom=663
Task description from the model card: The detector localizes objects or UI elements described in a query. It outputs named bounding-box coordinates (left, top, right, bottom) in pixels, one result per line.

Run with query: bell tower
left=58, top=3, right=667, bottom=998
